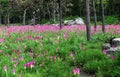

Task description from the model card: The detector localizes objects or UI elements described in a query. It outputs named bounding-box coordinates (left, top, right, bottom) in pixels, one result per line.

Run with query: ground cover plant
left=0, top=25, right=120, bottom=77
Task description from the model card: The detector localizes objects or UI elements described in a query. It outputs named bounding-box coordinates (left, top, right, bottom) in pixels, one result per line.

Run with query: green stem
left=6, top=71, right=8, bottom=77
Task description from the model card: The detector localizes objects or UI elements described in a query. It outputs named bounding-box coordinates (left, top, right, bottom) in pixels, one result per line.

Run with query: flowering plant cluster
left=0, top=25, right=120, bottom=77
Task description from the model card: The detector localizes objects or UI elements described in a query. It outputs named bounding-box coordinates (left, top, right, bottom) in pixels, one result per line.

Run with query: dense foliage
left=0, top=25, right=120, bottom=77
left=0, top=0, right=120, bottom=25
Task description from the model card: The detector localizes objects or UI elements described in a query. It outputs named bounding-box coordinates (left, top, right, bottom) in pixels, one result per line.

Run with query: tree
left=92, top=0, right=97, bottom=31
left=0, top=4, right=2, bottom=25
left=86, top=0, right=91, bottom=41
left=100, top=0, right=105, bottom=33
left=58, top=0, right=62, bottom=29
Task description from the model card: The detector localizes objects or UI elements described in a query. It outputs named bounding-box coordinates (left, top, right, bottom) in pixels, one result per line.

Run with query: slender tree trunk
left=100, top=0, right=105, bottom=33
left=0, top=4, right=1, bottom=25
left=33, top=14, right=36, bottom=26
left=7, top=12, right=10, bottom=27
left=4, top=15, right=6, bottom=25
left=86, top=0, right=91, bottom=41
left=58, top=0, right=62, bottom=29
left=0, top=10, right=1, bottom=25
left=92, top=0, right=97, bottom=31
left=53, top=0, right=56, bottom=23
left=23, top=9, right=27, bottom=25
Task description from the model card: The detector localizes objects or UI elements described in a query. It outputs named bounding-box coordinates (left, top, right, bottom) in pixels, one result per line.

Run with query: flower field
left=0, top=25, right=120, bottom=77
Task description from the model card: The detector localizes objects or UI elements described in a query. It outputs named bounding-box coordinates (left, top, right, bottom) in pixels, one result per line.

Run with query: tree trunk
left=86, top=0, right=91, bottom=41
left=4, top=14, right=7, bottom=26
left=7, top=12, right=10, bottom=27
left=92, top=0, right=97, bottom=31
left=33, top=14, right=36, bottom=26
left=58, top=0, right=62, bottom=29
left=0, top=10, right=1, bottom=25
left=100, top=0, right=105, bottom=33
left=53, top=0, right=56, bottom=23
left=23, top=9, right=27, bottom=25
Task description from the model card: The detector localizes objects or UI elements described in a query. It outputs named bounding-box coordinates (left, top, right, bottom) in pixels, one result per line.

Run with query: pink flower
left=103, top=49, right=107, bottom=54
left=70, top=52, right=74, bottom=57
left=56, top=48, right=58, bottom=52
left=0, top=50, right=3, bottom=53
left=50, top=56, right=53, bottom=61
left=29, top=52, right=34, bottom=57
left=35, top=36, right=42, bottom=39
left=0, top=38, right=4, bottom=43
left=10, top=58, right=14, bottom=63
left=4, top=65, right=7, bottom=72
left=73, top=68, right=80, bottom=75
left=30, top=37, right=34, bottom=40
left=12, top=70, right=15, bottom=75
left=72, top=57, right=75, bottom=61
left=28, top=62, right=34, bottom=68
left=24, top=64, right=27, bottom=69
left=54, top=56, right=57, bottom=61
left=112, top=45, right=115, bottom=48
left=64, top=34, right=68, bottom=39
left=14, top=63, right=17, bottom=68
left=111, top=56, right=115, bottom=60
left=70, top=52, right=75, bottom=61
left=19, top=57, right=24, bottom=61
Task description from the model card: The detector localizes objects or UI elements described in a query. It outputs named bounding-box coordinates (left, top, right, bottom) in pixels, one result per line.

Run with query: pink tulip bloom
left=70, top=52, right=74, bottom=57
left=29, top=52, right=34, bottom=57
left=103, top=49, right=107, bottom=54
left=10, top=58, right=14, bottom=63
left=111, top=56, right=115, bottom=60
left=50, top=56, right=53, bottom=61
left=12, top=70, right=15, bottom=75
left=4, top=65, right=7, bottom=72
left=73, top=68, right=80, bottom=75
left=56, top=48, right=58, bottom=52
left=0, top=50, right=3, bottom=53
left=0, top=38, right=4, bottom=43
left=24, top=64, right=27, bottom=69
left=19, top=57, right=24, bottom=61
left=27, top=62, right=34, bottom=68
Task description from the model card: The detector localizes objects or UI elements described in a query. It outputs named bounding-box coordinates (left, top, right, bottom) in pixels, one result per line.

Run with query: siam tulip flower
left=4, top=65, right=7, bottom=72
left=29, top=52, right=34, bottom=57
left=0, top=50, right=3, bottom=53
left=112, top=45, right=115, bottom=48
left=0, top=38, right=4, bottom=43
left=19, top=57, right=24, bottom=61
left=10, top=58, right=14, bottom=63
left=12, top=70, right=15, bottom=75
left=103, top=49, right=107, bottom=54
left=27, top=62, right=34, bottom=69
left=70, top=52, right=75, bottom=61
left=111, top=56, right=115, bottom=60
left=16, top=60, right=18, bottom=65
left=35, top=36, right=42, bottom=39
left=56, top=48, right=58, bottom=52
left=13, top=60, right=18, bottom=68
left=72, top=57, right=74, bottom=61
left=54, top=56, right=57, bottom=61
left=73, top=68, right=80, bottom=75
left=70, top=52, right=74, bottom=57
left=14, top=63, right=17, bottom=68
left=64, top=33, right=68, bottom=39
left=50, top=56, right=53, bottom=61
left=57, top=40, right=60, bottom=43
left=30, top=37, right=34, bottom=40
left=24, top=64, right=27, bottom=69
